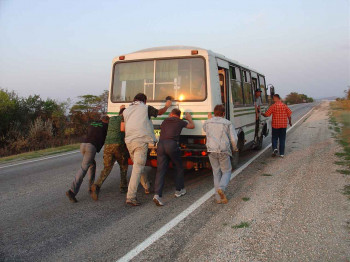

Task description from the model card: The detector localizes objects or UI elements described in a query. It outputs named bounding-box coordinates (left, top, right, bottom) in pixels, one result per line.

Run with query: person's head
left=119, top=107, right=126, bottom=115
left=273, top=94, right=281, bottom=103
left=214, top=104, right=225, bottom=117
left=101, top=115, right=110, bottom=123
left=255, top=88, right=262, bottom=97
left=169, top=108, right=181, bottom=118
left=133, top=93, right=147, bottom=104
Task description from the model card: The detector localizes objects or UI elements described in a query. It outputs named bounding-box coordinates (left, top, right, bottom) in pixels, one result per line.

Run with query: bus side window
left=258, top=75, right=267, bottom=103
left=230, top=67, right=243, bottom=106
left=243, top=70, right=253, bottom=105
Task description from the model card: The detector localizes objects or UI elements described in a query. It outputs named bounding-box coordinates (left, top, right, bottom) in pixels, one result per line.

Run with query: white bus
left=108, top=46, right=272, bottom=170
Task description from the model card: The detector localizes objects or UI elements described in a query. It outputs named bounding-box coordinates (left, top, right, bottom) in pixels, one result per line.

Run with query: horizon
left=0, top=0, right=349, bottom=102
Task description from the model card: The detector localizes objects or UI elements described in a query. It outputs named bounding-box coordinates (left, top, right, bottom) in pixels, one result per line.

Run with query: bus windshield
left=111, top=57, right=206, bottom=102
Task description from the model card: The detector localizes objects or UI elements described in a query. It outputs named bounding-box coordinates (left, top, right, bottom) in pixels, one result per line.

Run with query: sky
left=0, top=0, right=349, bottom=101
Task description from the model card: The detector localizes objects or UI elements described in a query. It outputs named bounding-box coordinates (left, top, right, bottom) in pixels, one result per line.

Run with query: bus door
left=218, top=68, right=230, bottom=120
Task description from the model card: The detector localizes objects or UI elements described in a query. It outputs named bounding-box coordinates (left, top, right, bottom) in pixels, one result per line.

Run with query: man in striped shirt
left=262, top=94, right=292, bottom=158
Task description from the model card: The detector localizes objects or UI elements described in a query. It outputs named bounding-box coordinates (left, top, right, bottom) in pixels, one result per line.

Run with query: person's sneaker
left=90, top=184, right=100, bottom=201
left=272, top=149, right=278, bottom=157
left=215, top=199, right=222, bottom=204
left=66, top=190, right=78, bottom=203
left=280, top=155, right=284, bottom=158
left=126, top=198, right=141, bottom=206
left=153, top=195, right=164, bottom=206
left=217, top=189, right=228, bottom=204
left=174, top=188, right=187, bottom=198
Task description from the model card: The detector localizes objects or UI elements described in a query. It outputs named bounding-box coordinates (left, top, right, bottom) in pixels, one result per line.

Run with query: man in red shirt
left=262, top=94, right=292, bottom=158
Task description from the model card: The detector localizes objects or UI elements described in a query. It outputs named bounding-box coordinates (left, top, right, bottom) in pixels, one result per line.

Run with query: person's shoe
left=215, top=199, right=222, bottom=204
left=280, top=155, right=284, bottom=158
left=174, top=188, right=187, bottom=198
left=120, top=187, right=128, bottom=194
left=126, top=198, right=141, bottom=206
left=272, top=149, right=278, bottom=157
left=153, top=195, right=164, bottom=206
left=90, top=184, right=100, bottom=201
left=66, top=190, right=78, bottom=203
left=217, top=189, right=228, bottom=204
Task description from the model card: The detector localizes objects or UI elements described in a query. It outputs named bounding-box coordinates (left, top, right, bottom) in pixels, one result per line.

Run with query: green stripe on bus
left=245, top=129, right=255, bottom=134
left=233, top=108, right=255, bottom=113
left=234, top=112, right=256, bottom=117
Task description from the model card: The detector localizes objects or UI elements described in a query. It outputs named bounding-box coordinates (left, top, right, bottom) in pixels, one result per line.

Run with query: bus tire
left=237, top=132, right=245, bottom=153
left=231, top=151, right=239, bottom=169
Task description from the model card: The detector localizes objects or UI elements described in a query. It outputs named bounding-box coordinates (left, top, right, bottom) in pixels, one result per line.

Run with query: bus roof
left=121, top=46, right=264, bottom=76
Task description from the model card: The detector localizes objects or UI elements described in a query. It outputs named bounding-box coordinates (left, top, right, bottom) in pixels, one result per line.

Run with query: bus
left=107, top=46, right=272, bottom=170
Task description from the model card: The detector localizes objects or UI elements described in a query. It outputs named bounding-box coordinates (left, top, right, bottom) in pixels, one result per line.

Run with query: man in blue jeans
left=66, top=116, right=109, bottom=203
left=153, top=109, right=195, bottom=206
left=203, top=105, right=238, bottom=204
left=262, top=94, right=292, bottom=158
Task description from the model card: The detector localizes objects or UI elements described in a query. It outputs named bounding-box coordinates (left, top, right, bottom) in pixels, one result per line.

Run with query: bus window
left=243, top=70, right=253, bottom=105
left=230, top=67, right=243, bottom=105
left=258, top=75, right=267, bottom=103
left=112, top=57, right=206, bottom=102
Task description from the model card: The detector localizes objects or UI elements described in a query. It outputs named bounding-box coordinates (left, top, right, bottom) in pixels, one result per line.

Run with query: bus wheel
left=231, top=151, right=239, bottom=169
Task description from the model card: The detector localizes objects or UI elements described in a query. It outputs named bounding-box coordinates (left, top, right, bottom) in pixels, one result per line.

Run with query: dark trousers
left=272, top=128, right=287, bottom=155
left=154, top=140, right=184, bottom=197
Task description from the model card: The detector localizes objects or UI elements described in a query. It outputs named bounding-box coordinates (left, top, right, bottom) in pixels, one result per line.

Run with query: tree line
left=0, top=89, right=108, bottom=157
left=284, top=92, right=314, bottom=104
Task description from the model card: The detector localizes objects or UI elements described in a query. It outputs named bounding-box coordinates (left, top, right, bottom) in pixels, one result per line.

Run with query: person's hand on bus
left=120, top=105, right=126, bottom=110
left=208, top=112, right=213, bottom=119
left=165, top=99, right=172, bottom=108
left=184, top=112, right=192, bottom=121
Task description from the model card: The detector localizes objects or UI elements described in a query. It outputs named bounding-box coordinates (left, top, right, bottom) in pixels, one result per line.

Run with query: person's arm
left=184, top=112, right=195, bottom=129
left=157, top=99, right=172, bottom=116
left=229, top=124, right=239, bottom=152
left=255, top=103, right=260, bottom=120
left=262, top=105, right=273, bottom=117
left=120, top=122, right=125, bottom=132
left=207, top=112, right=213, bottom=119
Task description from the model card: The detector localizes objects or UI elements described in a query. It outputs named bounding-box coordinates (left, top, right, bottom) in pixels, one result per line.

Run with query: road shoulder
left=137, top=102, right=350, bottom=262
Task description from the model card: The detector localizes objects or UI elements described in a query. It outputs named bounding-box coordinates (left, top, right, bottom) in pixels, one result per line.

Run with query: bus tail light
left=191, top=50, right=198, bottom=55
left=201, top=151, right=207, bottom=156
left=119, top=55, right=125, bottom=60
left=184, top=151, right=192, bottom=157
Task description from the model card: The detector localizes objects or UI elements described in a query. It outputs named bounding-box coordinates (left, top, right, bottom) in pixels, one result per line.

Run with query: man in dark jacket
left=153, top=109, right=195, bottom=206
left=66, top=115, right=109, bottom=203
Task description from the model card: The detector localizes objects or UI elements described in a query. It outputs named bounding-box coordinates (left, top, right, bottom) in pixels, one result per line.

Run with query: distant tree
left=69, top=95, right=103, bottom=136
left=99, top=90, right=109, bottom=114
left=285, top=92, right=314, bottom=104
left=345, top=86, right=350, bottom=100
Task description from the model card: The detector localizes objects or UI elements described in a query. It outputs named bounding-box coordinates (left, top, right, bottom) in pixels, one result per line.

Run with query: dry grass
left=0, top=143, right=80, bottom=163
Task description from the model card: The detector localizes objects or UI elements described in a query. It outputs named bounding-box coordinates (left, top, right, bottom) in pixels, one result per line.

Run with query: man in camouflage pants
left=90, top=106, right=129, bottom=200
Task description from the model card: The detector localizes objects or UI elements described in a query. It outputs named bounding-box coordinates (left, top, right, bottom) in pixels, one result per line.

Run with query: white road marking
left=116, top=106, right=314, bottom=262
left=0, top=150, right=80, bottom=170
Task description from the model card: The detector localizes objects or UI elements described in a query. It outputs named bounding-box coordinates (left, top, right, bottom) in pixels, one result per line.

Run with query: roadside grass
left=242, top=197, right=250, bottom=201
left=261, top=173, right=273, bottom=176
left=337, top=170, right=350, bottom=175
left=343, top=185, right=350, bottom=199
left=232, top=222, right=250, bottom=229
left=330, top=100, right=350, bottom=198
left=0, top=143, right=80, bottom=163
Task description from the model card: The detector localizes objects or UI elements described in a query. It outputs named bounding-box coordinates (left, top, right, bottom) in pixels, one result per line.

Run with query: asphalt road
left=0, top=103, right=315, bottom=262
